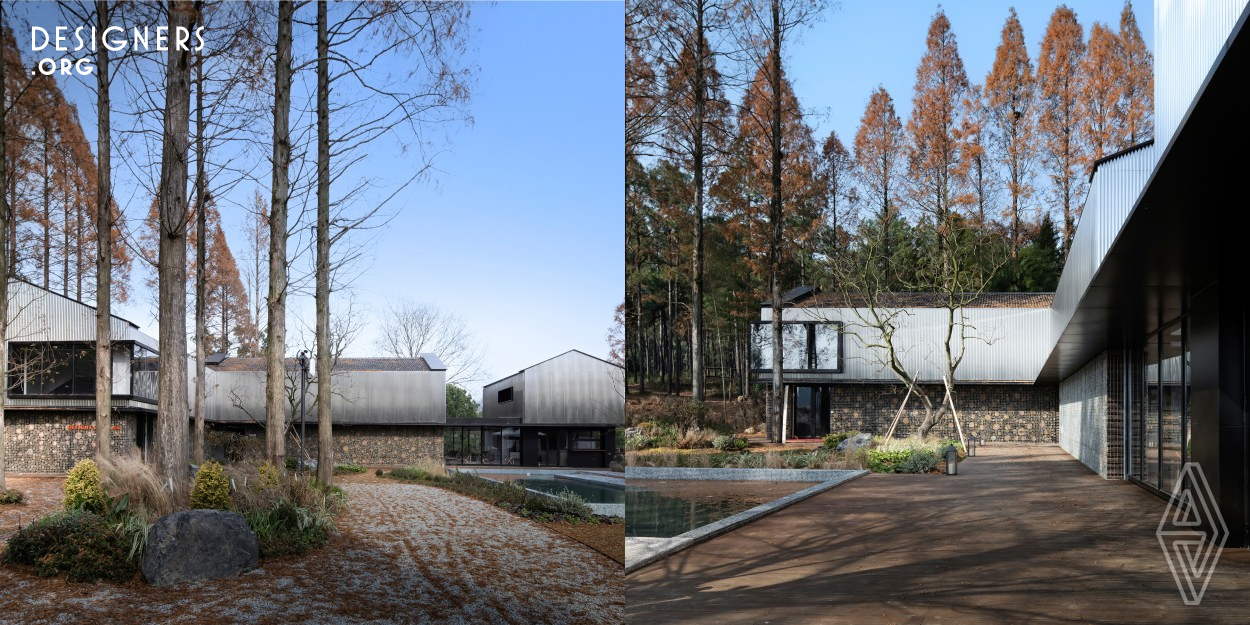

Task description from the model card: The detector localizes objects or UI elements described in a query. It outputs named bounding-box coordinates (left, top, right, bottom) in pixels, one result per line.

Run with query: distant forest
left=626, top=1, right=1153, bottom=399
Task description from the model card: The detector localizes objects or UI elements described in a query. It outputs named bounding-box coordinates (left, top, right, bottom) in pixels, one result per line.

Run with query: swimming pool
left=510, top=476, right=625, bottom=505
left=626, top=481, right=813, bottom=538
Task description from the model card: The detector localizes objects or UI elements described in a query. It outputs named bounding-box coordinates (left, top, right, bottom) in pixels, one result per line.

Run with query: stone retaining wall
left=207, top=423, right=444, bottom=467
left=828, top=383, right=1058, bottom=443
left=3, top=411, right=141, bottom=473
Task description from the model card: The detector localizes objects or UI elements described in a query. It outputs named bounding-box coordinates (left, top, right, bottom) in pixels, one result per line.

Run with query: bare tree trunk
left=0, top=0, right=10, bottom=489
left=155, top=0, right=196, bottom=483
left=95, top=0, right=113, bottom=462
left=266, top=0, right=293, bottom=467
left=42, top=125, right=49, bottom=290
left=193, top=44, right=206, bottom=466
left=690, top=1, right=706, bottom=402
left=767, top=0, right=785, bottom=443
left=315, top=0, right=334, bottom=486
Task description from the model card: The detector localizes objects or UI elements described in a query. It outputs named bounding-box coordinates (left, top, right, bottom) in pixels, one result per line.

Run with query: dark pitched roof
left=333, top=358, right=430, bottom=372
left=793, top=291, right=1054, bottom=309
left=208, top=356, right=431, bottom=372
left=208, top=357, right=299, bottom=372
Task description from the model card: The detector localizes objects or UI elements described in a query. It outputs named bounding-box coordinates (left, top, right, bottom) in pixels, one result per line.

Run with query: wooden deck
left=627, top=444, right=1250, bottom=624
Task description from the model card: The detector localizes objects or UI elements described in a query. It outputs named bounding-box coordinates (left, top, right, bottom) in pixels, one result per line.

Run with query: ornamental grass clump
left=64, top=459, right=108, bottom=513
left=190, top=460, right=232, bottom=510
left=0, top=489, right=23, bottom=505
left=227, top=462, right=343, bottom=558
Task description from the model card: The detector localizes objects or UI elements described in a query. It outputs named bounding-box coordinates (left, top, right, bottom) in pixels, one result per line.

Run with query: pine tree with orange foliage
left=1079, top=22, right=1122, bottom=165
left=1116, top=0, right=1152, bottom=147
left=853, top=86, right=905, bottom=263
left=906, top=9, right=971, bottom=268
left=1037, top=5, right=1086, bottom=255
left=984, top=7, right=1036, bottom=259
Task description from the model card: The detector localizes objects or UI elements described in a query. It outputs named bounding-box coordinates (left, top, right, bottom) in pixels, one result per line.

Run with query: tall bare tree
left=95, top=0, right=115, bottom=461
left=315, top=0, right=332, bottom=485
left=735, top=0, right=825, bottom=441
left=266, top=0, right=294, bottom=468
left=374, top=301, right=486, bottom=386
left=0, top=0, right=10, bottom=490
left=155, top=0, right=197, bottom=482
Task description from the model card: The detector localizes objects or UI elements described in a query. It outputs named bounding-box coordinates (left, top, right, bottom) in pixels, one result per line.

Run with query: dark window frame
left=748, top=320, right=844, bottom=374
left=497, top=387, right=514, bottom=404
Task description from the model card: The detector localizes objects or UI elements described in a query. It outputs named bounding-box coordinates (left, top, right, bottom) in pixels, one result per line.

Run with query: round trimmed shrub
left=64, top=459, right=108, bottom=513
left=190, top=460, right=232, bottom=510
left=4, top=510, right=135, bottom=582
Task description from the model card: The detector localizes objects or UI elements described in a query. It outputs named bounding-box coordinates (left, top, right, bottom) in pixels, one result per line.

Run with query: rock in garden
left=836, top=433, right=874, bottom=452
left=142, top=510, right=259, bottom=586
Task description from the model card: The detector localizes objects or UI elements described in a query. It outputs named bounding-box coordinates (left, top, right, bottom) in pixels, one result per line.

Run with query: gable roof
left=773, top=286, right=1054, bottom=309
left=483, top=349, right=623, bottom=388
left=208, top=356, right=434, bottom=373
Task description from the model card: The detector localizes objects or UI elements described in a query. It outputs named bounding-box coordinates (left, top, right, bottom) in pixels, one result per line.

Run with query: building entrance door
left=789, top=386, right=830, bottom=440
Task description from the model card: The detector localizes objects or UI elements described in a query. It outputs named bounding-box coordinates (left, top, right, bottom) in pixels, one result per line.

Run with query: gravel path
left=0, top=480, right=622, bottom=624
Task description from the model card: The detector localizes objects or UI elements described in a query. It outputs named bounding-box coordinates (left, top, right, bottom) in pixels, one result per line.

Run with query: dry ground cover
left=0, top=475, right=622, bottom=624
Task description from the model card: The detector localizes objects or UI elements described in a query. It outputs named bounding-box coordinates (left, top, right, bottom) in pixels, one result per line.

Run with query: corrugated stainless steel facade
left=5, top=281, right=158, bottom=408
left=1051, top=144, right=1157, bottom=341
left=7, top=281, right=155, bottom=346
left=762, top=306, right=1052, bottom=383
left=481, top=351, right=624, bottom=425
left=1155, top=0, right=1250, bottom=151
left=200, top=367, right=447, bottom=425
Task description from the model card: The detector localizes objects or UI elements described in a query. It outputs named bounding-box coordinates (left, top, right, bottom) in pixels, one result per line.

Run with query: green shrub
left=190, top=461, right=232, bottom=510
left=823, top=431, right=860, bottom=449
left=867, top=449, right=912, bottom=473
left=385, top=467, right=431, bottom=481
left=333, top=463, right=366, bottom=474
left=228, top=463, right=342, bottom=558
left=284, top=457, right=298, bottom=470
left=711, top=435, right=750, bottom=452
left=375, top=468, right=384, bottom=477
left=898, top=449, right=940, bottom=474
left=4, top=510, right=135, bottom=582
left=0, top=489, right=23, bottom=504
left=64, top=459, right=108, bottom=513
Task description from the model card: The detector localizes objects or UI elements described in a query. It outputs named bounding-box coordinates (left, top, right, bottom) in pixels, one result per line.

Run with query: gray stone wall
left=206, top=424, right=444, bottom=467
left=828, top=383, right=1058, bottom=443
left=1059, top=353, right=1108, bottom=476
left=1057, top=351, right=1128, bottom=480
left=296, top=425, right=444, bottom=466
left=3, top=411, right=140, bottom=474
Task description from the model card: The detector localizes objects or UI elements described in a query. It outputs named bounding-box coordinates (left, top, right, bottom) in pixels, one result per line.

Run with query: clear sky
left=14, top=1, right=624, bottom=392
left=786, top=1, right=1154, bottom=161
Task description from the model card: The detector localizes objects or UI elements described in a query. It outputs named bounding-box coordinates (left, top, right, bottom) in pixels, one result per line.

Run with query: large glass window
left=7, top=343, right=95, bottom=396
left=1130, top=318, right=1189, bottom=494
left=131, top=344, right=158, bottom=400
left=750, top=321, right=842, bottom=372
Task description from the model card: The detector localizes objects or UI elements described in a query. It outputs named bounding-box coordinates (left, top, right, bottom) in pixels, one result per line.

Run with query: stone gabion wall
left=828, top=383, right=1059, bottom=443
left=295, top=425, right=444, bottom=466
left=3, top=411, right=140, bottom=474
left=1059, top=353, right=1109, bottom=476
left=206, top=424, right=445, bottom=467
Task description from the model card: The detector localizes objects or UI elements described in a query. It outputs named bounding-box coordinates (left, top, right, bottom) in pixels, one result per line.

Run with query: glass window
left=497, top=387, right=513, bottom=403
left=571, top=430, right=603, bottom=451
left=813, top=323, right=840, bottom=370
left=8, top=344, right=96, bottom=396
left=1144, top=335, right=1160, bottom=489
left=1160, top=322, right=1184, bottom=494
left=502, top=427, right=521, bottom=465
left=781, top=324, right=808, bottom=370
left=131, top=344, right=158, bottom=400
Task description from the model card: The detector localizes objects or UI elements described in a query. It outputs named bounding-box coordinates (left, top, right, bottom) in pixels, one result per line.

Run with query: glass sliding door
left=1129, top=317, right=1190, bottom=494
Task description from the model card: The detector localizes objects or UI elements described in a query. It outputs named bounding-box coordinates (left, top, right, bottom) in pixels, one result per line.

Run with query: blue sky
left=787, top=1, right=1154, bottom=159
left=15, top=1, right=624, bottom=390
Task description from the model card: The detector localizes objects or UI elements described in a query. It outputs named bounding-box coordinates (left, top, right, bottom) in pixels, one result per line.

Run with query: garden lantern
left=298, top=350, right=309, bottom=465
left=944, top=444, right=958, bottom=475
left=967, top=435, right=977, bottom=457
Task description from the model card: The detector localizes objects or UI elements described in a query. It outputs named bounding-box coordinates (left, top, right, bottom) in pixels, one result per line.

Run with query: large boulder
left=142, top=510, right=259, bottom=586
left=836, top=432, right=874, bottom=452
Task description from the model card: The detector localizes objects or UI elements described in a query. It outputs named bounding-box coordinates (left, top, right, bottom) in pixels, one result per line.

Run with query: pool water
left=625, top=488, right=765, bottom=538
left=510, top=477, right=625, bottom=505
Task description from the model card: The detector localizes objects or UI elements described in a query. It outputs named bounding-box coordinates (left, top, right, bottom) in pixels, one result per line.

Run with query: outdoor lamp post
left=967, top=434, right=977, bottom=457
left=298, top=350, right=309, bottom=467
left=945, top=444, right=959, bottom=475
